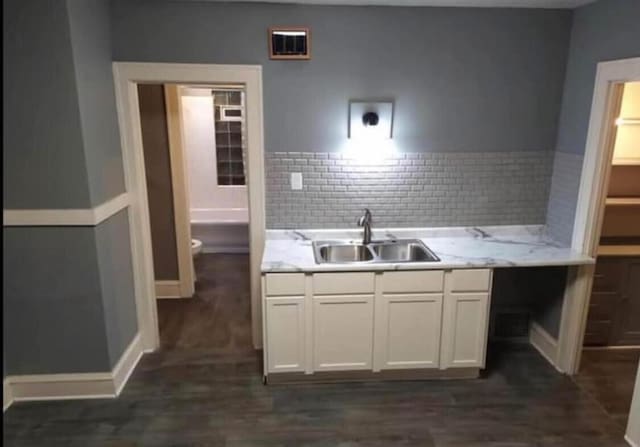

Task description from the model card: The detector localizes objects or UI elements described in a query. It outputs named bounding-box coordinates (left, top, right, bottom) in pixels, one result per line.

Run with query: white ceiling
left=181, top=0, right=596, bottom=8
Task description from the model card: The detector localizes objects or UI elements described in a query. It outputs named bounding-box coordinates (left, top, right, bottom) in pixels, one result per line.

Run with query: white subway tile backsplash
left=545, top=151, right=584, bottom=245
left=266, top=151, right=554, bottom=229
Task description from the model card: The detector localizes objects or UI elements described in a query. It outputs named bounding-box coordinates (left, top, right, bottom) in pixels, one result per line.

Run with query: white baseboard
left=583, top=345, right=640, bottom=351
left=155, top=280, right=182, bottom=299
left=202, top=246, right=249, bottom=254
left=626, top=434, right=639, bottom=447
left=112, top=332, right=144, bottom=395
left=529, top=322, right=562, bottom=372
left=3, top=333, right=143, bottom=411
left=4, top=379, right=13, bottom=412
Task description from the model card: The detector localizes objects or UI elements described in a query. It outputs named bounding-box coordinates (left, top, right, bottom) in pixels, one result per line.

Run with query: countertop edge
left=261, top=257, right=595, bottom=273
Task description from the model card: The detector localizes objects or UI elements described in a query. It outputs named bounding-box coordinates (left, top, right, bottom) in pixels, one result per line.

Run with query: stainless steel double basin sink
left=313, top=239, right=440, bottom=264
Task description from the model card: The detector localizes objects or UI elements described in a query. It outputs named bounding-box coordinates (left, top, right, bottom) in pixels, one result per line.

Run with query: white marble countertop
left=261, top=225, right=594, bottom=273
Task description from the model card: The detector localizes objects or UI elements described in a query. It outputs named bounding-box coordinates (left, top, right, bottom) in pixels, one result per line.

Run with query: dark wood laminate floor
left=157, top=254, right=254, bottom=355
left=2, top=255, right=631, bottom=446
left=574, top=348, right=640, bottom=430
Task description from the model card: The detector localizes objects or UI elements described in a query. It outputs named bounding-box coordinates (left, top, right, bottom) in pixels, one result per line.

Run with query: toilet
left=191, top=239, right=203, bottom=256
left=191, top=239, right=203, bottom=282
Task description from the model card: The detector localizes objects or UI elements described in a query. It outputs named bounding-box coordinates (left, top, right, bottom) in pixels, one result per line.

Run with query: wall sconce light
left=349, top=101, right=393, bottom=140
left=362, top=111, right=379, bottom=127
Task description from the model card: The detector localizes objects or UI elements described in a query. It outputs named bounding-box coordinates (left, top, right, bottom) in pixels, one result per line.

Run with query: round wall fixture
left=362, top=111, right=379, bottom=127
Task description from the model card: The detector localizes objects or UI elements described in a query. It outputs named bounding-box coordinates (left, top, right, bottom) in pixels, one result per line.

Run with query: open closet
left=585, top=82, right=640, bottom=347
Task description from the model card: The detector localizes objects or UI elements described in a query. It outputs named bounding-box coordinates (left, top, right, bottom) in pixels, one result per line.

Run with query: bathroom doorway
left=112, top=63, right=266, bottom=354
left=137, top=82, right=253, bottom=354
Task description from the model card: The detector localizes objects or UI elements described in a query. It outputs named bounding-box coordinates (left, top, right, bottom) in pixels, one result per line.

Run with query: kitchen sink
left=317, top=243, right=375, bottom=263
left=313, top=239, right=440, bottom=264
left=370, top=240, right=440, bottom=262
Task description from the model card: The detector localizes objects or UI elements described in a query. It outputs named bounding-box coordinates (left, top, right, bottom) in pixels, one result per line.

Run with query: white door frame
left=557, top=57, right=640, bottom=374
left=162, top=84, right=195, bottom=299
left=113, top=62, right=266, bottom=352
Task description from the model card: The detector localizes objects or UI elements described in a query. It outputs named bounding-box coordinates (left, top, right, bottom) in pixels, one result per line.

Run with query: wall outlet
left=291, top=172, right=303, bottom=190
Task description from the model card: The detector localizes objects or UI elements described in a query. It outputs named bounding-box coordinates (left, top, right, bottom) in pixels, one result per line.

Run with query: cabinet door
left=313, top=295, right=374, bottom=371
left=265, top=296, right=306, bottom=373
left=612, top=258, right=640, bottom=345
left=379, top=293, right=443, bottom=369
left=440, top=292, right=490, bottom=368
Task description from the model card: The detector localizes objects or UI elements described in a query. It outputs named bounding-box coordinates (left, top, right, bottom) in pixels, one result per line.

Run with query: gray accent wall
left=110, top=1, right=572, bottom=154
left=3, top=0, right=91, bottom=209
left=3, top=226, right=112, bottom=374
left=266, top=150, right=553, bottom=228
left=546, top=0, right=640, bottom=243
left=555, top=0, right=640, bottom=156
left=67, top=0, right=126, bottom=206
left=3, top=211, right=137, bottom=375
left=95, top=210, right=138, bottom=369
left=3, top=0, right=137, bottom=377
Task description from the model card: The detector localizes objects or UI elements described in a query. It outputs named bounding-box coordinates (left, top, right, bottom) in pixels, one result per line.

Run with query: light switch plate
left=291, top=172, right=303, bottom=190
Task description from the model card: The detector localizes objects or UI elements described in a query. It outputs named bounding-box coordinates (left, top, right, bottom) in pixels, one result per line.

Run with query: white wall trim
left=113, top=62, right=266, bottom=353
left=557, top=57, right=640, bottom=375
left=626, top=435, right=639, bottom=447
left=3, top=333, right=143, bottom=411
left=165, top=85, right=196, bottom=299
left=3, top=193, right=130, bottom=227
left=3, top=379, right=13, bottom=412
left=529, top=322, right=561, bottom=372
left=112, top=332, right=145, bottom=395
left=155, top=280, right=183, bottom=299
left=202, top=246, right=250, bottom=254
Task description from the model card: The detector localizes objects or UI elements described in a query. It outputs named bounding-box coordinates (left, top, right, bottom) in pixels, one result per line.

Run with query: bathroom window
left=213, top=89, right=246, bottom=185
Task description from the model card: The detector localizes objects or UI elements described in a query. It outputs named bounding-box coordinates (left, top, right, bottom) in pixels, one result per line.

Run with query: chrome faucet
left=357, top=208, right=372, bottom=245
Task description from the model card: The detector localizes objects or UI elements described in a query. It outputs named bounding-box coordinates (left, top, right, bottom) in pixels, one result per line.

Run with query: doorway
left=575, top=80, right=640, bottom=431
left=136, top=82, right=253, bottom=353
left=556, top=58, right=640, bottom=444
left=112, top=63, right=266, bottom=354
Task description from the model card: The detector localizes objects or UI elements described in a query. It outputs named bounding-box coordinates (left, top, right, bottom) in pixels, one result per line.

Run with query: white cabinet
left=263, top=268, right=493, bottom=378
left=313, top=294, right=375, bottom=371
left=440, top=269, right=492, bottom=369
left=378, top=293, right=443, bottom=369
left=265, top=296, right=306, bottom=373
left=263, top=273, right=307, bottom=374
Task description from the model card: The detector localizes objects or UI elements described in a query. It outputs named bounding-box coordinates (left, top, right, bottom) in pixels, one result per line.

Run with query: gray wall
left=95, top=210, right=138, bottom=369
left=546, top=0, right=640, bottom=244
left=3, top=0, right=91, bottom=209
left=3, top=226, right=112, bottom=374
left=555, top=0, right=640, bottom=156
left=67, top=0, right=126, bottom=206
left=111, top=1, right=572, bottom=154
left=3, top=0, right=137, bottom=376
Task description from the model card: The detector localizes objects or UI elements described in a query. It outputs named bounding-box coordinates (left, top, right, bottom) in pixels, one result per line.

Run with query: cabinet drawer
left=265, top=273, right=305, bottom=296
left=382, top=271, right=444, bottom=293
left=448, top=269, right=491, bottom=292
left=313, top=272, right=375, bottom=295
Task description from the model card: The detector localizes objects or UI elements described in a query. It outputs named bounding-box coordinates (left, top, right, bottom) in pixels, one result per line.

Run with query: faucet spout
left=357, top=208, right=373, bottom=245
